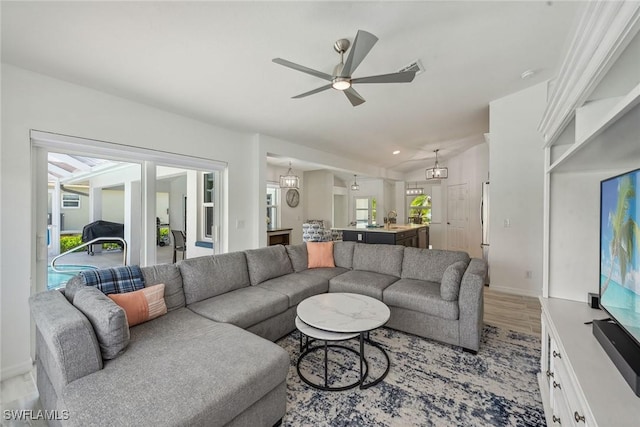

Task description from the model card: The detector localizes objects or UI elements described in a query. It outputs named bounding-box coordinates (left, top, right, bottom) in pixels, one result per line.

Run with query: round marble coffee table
left=296, top=293, right=391, bottom=391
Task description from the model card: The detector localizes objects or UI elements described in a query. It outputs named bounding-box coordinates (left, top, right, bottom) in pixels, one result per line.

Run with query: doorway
left=447, top=183, right=469, bottom=252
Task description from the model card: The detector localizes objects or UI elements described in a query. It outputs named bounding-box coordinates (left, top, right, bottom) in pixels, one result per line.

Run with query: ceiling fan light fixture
left=279, top=162, right=300, bottom=189
left=425, top=149, right=448, bottom=180
left=332, top=77, right=351, bottom=91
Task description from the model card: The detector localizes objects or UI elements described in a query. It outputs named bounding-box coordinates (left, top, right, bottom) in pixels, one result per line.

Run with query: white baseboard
left=1, top=358, right=33, bottom=382
left=487, top=285, right=540, bottom=298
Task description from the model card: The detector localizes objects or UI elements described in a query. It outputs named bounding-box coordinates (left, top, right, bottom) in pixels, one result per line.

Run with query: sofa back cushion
left=140, top=264, right=185, bottom=311
left=245, top=245, right=294, bottom=285
left=73, top=286, right=129, bottom=360
left=333, top=241, right=355, bottom=269
left=440, top=261, right=468, bottom=301
left=286, top=243, right=308, bottom=272
left=178, top=252, right=250, bottom=305
left=401, top=248, right=470, bottom=282
left=352, top=243, right=404, bottom=277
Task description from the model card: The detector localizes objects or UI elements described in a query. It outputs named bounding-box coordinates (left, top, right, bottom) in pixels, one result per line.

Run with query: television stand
left=592, top=319, right=640, bottom=397
left=539, top=297, right=640, bottom=426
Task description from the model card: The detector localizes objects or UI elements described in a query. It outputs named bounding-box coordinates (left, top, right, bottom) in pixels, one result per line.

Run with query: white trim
left=538, top=1, right=640, bottom=146
left=1, top=358, right=33, bottom=382
left=488, top=285, right=541, bottom=299
left=30, top=130, right=227, bottom=171
left=542, top=147, right=551, bottom=298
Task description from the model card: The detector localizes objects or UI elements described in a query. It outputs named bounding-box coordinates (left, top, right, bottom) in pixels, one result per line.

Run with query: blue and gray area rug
left=277, top=325, right=545, bottom=426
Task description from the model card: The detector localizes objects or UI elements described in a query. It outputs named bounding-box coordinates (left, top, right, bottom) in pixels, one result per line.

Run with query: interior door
left=447, top=183, right=469, bottom=252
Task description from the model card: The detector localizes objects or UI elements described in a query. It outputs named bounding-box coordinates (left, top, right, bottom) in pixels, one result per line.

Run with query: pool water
left=47, top=265, right=97, bottom=290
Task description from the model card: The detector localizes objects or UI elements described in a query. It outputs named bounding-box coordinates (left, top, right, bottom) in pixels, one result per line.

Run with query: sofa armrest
left=458, top=258, right=487, bottom=352
left=30, top=290, right=103, bottom=396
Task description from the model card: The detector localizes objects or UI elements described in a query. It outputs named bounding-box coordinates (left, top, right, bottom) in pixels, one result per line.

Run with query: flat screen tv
left=597, top=167, right=640, bottom=396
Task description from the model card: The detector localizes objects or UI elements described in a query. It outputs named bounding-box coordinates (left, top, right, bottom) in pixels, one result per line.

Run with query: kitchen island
left=333, top=224, right=428, bottom=248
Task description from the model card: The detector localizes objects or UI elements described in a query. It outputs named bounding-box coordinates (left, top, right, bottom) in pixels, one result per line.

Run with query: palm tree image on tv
left=601, top=171, right=640, bottom=339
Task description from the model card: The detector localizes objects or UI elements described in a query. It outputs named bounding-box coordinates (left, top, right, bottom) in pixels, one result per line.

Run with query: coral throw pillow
left=109, top=284, right=167, bottom=327
left=307, top=242, right=335, bottom=269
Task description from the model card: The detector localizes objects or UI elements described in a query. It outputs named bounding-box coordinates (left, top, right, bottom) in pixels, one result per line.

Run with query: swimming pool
left=47, top=264, right=97, bottom=290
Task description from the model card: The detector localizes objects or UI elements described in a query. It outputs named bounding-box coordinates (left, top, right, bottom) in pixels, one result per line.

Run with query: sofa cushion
left=187, top=286, right=289, bottom=329
left=245, top=245, right=294, bottom=285
left=108, top=284, right=167, bottom=327
left=299, top=267, right=349, bottom=281
left=383, top=278, right=459, bottom=320
left=401, top=247, right=470, bottom=282
left=329, top=270, right=399, bottom=300
left=258, top=273, right=328, bottom=307
left=64, top=274, right=85, bottom=303
left=307, top=242, right=335, bottom=268
left=286, top=243, right=308, bottom=272
left=73, top=286, right=129, bottom=360
left=333, top=241, right=356, bottom=269
left=141, top=264, right=185, bottom=311
left=352, top=243, right=404, bottom=277
left=62, top=308, right=290, bottom=427
left=178, top=252, right=250, bottom=305
left=441, top=260, right=468, bottom=301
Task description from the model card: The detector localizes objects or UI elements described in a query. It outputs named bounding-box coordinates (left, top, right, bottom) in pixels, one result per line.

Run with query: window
left=61, top=193, right=80, bottom=209
left=355, top=196, right=376, bottom=225
left=407, top=194, right=431, bottom=223
left=202, top=172, right=215, bottom=240
left=266, top=185, right=279, bottom=228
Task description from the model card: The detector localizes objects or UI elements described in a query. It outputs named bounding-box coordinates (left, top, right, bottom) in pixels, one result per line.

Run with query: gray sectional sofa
left=30, top=242, right=487, bottom=426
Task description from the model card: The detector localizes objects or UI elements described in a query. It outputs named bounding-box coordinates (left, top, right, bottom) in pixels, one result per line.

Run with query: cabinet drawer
left=554, top=358, right=590, bottom=426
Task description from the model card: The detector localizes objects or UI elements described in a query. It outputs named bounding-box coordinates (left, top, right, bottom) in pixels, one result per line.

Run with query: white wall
left=102, top=189, right=125, bottom=223
left=0, top=64, right=259, bottom=379
left=303, top=170, right=333, bottom=225
left=489, top=82, right=547, bottom=296
left=59, top=192, right=89, bottom=231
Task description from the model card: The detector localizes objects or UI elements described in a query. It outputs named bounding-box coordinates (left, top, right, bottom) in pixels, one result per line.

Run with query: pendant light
left=425, top=149, right=448, bottom=180
left=406, top=182, right=424, bottom=196
left=279, top=162, right=300, bottom=189
left=350, top=174, right=360, bottom=191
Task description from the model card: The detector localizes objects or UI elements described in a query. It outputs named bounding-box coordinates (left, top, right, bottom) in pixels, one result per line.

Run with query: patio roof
left=48, top=153, right=121, bottom=183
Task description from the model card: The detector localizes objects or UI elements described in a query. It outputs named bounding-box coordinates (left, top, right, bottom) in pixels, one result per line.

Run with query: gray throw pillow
left=73, top=286, right=130, bottom=360
left=286, top=243, right=308, bottom=272
left=440, top=261, right=468, bottom=301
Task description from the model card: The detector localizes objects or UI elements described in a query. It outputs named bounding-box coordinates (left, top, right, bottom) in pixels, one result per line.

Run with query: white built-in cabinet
left=538, top=2, right=640, bottom=424
left=539, top=298, right=640, bottom=426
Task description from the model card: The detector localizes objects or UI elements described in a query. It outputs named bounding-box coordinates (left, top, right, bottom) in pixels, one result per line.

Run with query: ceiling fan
left=272, top=30, right=416, bottom=107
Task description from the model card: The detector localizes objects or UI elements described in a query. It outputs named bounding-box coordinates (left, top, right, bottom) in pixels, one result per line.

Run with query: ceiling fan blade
left=352, top=71, right=416, bottom=84
left=292, top=84, right=333, bottom=99
left=272, top=58, right=333, bottom=81
left=344, top=87, right=366, bottom=107
left=340, top=30, right=378, bottom=77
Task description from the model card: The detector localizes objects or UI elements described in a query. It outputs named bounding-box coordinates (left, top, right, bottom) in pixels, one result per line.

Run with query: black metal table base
left=296, top=331, right=390, bottom=391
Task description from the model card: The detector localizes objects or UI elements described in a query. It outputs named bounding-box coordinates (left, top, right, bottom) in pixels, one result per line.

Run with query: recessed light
left=520, top=69, right=536, bottom=80
left=392, top=150, right=400, bottom=155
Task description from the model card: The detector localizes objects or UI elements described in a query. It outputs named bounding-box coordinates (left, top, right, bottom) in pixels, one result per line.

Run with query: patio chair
left=171, top=230, right=186, bottom=263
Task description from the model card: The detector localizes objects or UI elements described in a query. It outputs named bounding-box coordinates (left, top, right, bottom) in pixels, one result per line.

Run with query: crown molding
left=538, top=0, right=640, bottom=147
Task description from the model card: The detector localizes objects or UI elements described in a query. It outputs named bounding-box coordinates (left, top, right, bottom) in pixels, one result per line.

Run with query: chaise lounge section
left=30, top=242, right=487, bottom=426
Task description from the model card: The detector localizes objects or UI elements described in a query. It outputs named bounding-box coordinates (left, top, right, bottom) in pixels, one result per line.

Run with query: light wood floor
left=0, top=286, right=542, bottom=420
left=483, top=286, right=542, bottom=336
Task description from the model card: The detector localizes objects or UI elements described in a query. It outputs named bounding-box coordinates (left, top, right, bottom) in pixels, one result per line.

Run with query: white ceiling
left=1, top=1, right=583, bottom=174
